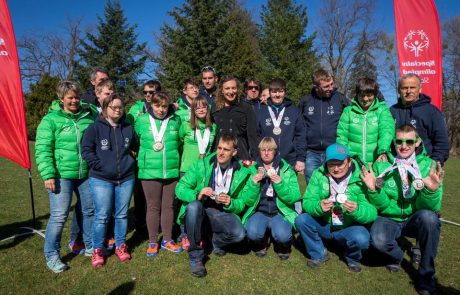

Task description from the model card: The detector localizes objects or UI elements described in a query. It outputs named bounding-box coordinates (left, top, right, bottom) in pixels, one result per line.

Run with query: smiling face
left=270, top=89, right=285, bottom=105
left=183, top=83, right=199, bottom=102
left=143, top=85, right=156, bottom=103
left=395, top=130, right=421, bottom=159
left=61, top=90, right=80, bottom=114
left=326, top=157, right=351, bottom=179
left=315, top=78, right=334, bottom=98
left=106, top=98, right=124, bottom=123
left=357, top=93, right=375, bottom=111
left=222, top=80, right=238, bottom=105
left=399, top=77, right=421, bottom=105
left=194, top=101, right=208, bottom=120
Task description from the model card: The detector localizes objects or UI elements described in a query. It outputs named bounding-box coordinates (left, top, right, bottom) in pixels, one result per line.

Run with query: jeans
left=69, top=200, right=83, bottom=242
left=185, top=201, right=245, bottom=261
left=304, top=150, right=326, bottom=182
left=371, top=210, right=440, bottom=292
left=246, top=212, right=292, bottom=246
left=295, top=213, right=370, bottom=265
left=90, top=177, right=135, bottom=249
left=44, top=178, right=93, bottom=261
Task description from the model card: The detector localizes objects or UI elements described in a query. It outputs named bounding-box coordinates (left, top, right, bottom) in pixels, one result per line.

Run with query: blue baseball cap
left=325, top=143, right=350, bottom=162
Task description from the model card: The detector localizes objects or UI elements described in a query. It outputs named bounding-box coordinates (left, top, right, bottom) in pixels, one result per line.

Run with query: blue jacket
left=243, top=97, right=262, bottom=115
left=299, top=89, right=350, bottom=152
left=257, top=98, right=306, bottom=166
left=199, top=87, right=216, bottom=106
left=390, top=94, right=449, bottom=164
left=82, top=116, right=137, bottom=183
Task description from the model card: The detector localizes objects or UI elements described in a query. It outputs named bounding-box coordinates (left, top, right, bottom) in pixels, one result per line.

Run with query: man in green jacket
left=360, top=124, right=443, bottom=295
left=176, top=133, right=258, bottom=277
left=295, top=143, right=377, bottom=273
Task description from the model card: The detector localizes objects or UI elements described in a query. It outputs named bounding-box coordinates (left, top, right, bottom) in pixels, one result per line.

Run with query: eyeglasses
left=108, top=106, right=123, bottom=111
left=247, top=86, right=259, bottom=91
left=394, top=138, right=417, bottom=146
left=201, top=66, right=217, bottom=74
left=144, top=91, right=155, bottom=95
left=260, top=148, right=275, bottom=152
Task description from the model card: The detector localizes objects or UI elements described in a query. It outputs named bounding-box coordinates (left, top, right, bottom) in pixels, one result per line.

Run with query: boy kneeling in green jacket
left=295, top=143, right=377, bottom=272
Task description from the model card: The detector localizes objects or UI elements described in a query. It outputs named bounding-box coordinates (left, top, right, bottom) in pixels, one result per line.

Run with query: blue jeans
left=246, top=212, right=292, bottom=246
left=185, top=201, right=245, bottom=261
left=44, top=178, right=93, bottom=261
left=304, top=150, right=326, bottom=182
left=69, top=200, right=83, bottom=242
left=371, top=210, right=440, bottom=292
left=295, top=213, right=370, bottom=265
left=90, top=177, right=135, bottom=249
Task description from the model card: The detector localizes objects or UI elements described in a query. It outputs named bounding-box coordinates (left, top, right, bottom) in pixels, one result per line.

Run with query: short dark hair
left=244, top=77, right=261, bottom=91
left=143, top=80, right=162, bottom=91
left=355, top=78, right=379, bottom=98
left=218, top=132, right=238, bottom=150
left=396, top=124, right=419, bottom=136
left=183, top=78, right=199, bottom=89
left=269, top=78, right=286, bottom=91
left=201, top=66, right=217, bottom=75
left=150, top=91, right=170, bottom=105
left=101, top=93, right=124, bottom=117
left=312, top=69, right=333, bottom=85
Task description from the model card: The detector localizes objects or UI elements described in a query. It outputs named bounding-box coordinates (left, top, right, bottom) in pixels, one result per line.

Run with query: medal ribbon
left=195, top=127, right=211, bottom=155
left=149, top=115, right=170, bottom=144
left=214, top=164, right=233, bottom=194
left=268, top=106, right=285, bottom=130
left=265, top=166, right=279, bottom=197
left=394, top=153, right=422, bottom=199
left=328, top=173, right=352, bottom=201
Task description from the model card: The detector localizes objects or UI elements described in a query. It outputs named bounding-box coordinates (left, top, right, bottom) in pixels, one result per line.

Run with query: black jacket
left=212, top=101, right=259, bottom=161
left=390, top=94, right=449, bottom=164
left=82, top=116, right=137, bottom=183
left=81, top=87, right=99, bottom=106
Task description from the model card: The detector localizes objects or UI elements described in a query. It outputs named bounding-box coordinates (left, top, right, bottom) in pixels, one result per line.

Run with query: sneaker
left=212, top=240, right=226, bottom=257
left=190, top=260, right=207, bottom=277
left=84, top=247, right=94, bottom=257
left=146, top=242, right=159, bottom=257
left=307, top=252, right=330, bottom=268
left=46, top=257, right=69, bottom=273
left=348, top=263, right=362, bottom=273
left=67, top=240, right=85, bottom=255
left=386, top=264, right=401, bottom=272
left=161, top=240, right=183, bottom=253
left=255, top=247, right=267, bottom=258
left=181, top=236, right=190, bottom=251
left=411, top=246, right=422, bottom=270
left=115, top=244, right=131, bottom=262
left=106, top=238, right=116, bottom=251
left=278, top=252, right=290, bottom=260
left=91, top=248, right=105, bottom=269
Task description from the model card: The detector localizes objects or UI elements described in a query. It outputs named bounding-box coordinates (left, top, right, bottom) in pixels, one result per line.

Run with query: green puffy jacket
left=303, top=159, right=377, bottom=229
left=367, top=146, right=442, bottom=222
left=242, top=159, right=301, bottom=227
left=175, top=97, right=192, bottom=123
left=175, top=153, right=258, bottom=223
left=35, top=100, right=98, bottom=181
left=178, top=120, right=217, bottom=173
left=134, top=110, right=182, bottom=179
left=337, top=98, right=395, bottom=164
left=126, top=100, right=148, bottom=125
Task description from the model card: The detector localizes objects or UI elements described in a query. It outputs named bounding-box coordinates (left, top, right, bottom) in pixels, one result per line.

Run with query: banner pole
left=28, top=169, right=36, bottom=229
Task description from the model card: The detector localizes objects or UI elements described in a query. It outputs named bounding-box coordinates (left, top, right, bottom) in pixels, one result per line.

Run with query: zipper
left=115, top=127, right=121, bottom=179
left=362, top=113, right=367, bottom=163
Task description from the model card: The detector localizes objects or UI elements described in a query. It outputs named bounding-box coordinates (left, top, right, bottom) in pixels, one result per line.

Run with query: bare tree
left=18, top=18, right=83, bottom=85
left=316, top=0, right=375, bottom=94
left=377, top=32, right=400, bottom=97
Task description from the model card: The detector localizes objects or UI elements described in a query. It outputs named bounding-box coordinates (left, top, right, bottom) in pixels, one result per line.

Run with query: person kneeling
left=175, top=133, right=258, bottom=277
left=361, top=124, right=443, bottom=295
left=295, top=143, right=377, bottom=272
left=243, top=137, right=300, bottom=259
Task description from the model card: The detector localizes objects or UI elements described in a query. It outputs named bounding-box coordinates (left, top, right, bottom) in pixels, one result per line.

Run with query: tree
left=25, top=74, right=60, bottom=140
left=317, top=0, right=375, bottom=94
left=377, top=32, right=400, bottom=97
left=154, top=0, right=261, bottom=98
left=258, top=0, right=318, bottom=102
left=347, top=30, right=378, bottom=97
left=77, top=0, right=147, bottom=98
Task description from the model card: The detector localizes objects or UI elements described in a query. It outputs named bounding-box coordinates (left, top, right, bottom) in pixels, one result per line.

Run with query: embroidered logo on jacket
left=101, top=139, right=109, bottom=150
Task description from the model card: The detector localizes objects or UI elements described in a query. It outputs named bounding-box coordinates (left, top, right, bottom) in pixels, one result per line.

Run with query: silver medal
left=267, top=168, right=276, bottom=176
left=153, top=142, right=164, bottom=151
left=257, top=167, right=266, bottom=177
left=336, top=193, right=348, bottom=204
left=273, top=127, right=282, bottom=135
left=412, top=178, right=424, bottom=190
left=375, top=177, right=385, bottom=189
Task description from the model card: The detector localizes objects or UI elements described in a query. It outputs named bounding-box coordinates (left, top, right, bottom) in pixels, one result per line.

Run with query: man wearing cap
left=200, top=66, right=218, bottom=104
left=295, top=143, right=377, bottom=272
left=360, top=124, right=443, bottom=295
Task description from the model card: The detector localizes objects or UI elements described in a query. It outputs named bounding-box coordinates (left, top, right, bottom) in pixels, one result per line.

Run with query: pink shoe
left=115, top=244, right=131, bottom=262
left=181, top=236, right=190, bottom=250
left=91, top=248, right=105, bottom=269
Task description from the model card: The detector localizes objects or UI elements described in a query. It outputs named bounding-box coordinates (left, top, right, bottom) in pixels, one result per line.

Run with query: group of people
left=35, top=65, right=448, bottom=295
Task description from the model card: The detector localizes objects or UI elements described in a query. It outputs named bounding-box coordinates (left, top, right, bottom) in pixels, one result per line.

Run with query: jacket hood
left=48, top=100, right=97, bottom=118
left=350, top=97, right=383, bottom=114
left=147, top=103, right=176, bottom=120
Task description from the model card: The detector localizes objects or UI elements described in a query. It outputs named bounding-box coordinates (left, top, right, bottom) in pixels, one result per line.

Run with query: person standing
left=81, top=67, right=109, bottom=106
left=199, top=66, right=218, bottom=104
left=242, top=77, right=262, bottom=114
left=176, top=78, right=200, bottom=123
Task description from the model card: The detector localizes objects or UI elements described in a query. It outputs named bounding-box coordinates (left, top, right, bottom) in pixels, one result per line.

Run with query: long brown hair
left=190, top=95, right=212, bottom=129
left=215, top=75, right=241, bottom=111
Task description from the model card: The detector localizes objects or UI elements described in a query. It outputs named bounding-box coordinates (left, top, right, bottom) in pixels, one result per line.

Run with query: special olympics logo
left=403, top=30, right=429, bottom=57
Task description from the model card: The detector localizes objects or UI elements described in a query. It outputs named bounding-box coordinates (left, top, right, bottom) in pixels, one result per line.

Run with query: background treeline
left=17, top=0, right=460, bottom=154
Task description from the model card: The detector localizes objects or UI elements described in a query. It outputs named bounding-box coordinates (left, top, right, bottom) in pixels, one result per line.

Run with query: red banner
left=394, top=0, right=443, bottom=110
left=0, top=0, right=31, bottom=169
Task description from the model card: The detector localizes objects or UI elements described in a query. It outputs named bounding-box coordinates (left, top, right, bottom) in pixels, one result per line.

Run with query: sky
left=6, top=0, right=460, bottom=104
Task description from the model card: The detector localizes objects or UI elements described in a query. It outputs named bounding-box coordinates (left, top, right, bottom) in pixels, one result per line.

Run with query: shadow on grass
left=0, top=213, right=48, bottom=250
left=107, top=281, right=135, bottom=295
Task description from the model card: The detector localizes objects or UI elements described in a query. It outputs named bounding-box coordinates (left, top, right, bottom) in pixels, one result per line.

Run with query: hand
left=269, top=174, right=281, bottom=184
left=422, top=161, right=444, bottom=192
left=173, top=102, right=179, bottom=110
left=376, top=154, right=388, bottom=162
left=360, top=164, right=377, bottom=191
left=252, top=173, right=264, bottom=184
left=216, top=193, right=231, bottom=206
left=320, top=199, right=334, bottom=212
left=343, top=200, right=357, bottom=213
left=295, top=161, right=305, bottom=173
left=198, top=187, right=213, bottom=200
left=44, top=179, right=56, bottom=192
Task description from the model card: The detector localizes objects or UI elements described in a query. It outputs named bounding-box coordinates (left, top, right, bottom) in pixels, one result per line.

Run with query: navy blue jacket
left=255, top=155, right=282, bottom=216
left=81, top=87, right=99, bottom=107
left=82, top=116, right=137, bottom=183
left=299, top=89, right=349, bottom=152
left=243, top=97, right=262, bottom=115
left=257, top=98, right=306, bottom=166
left=199, top=86, right=216, bottom=106
left=390, top=94, right=449, bottom=164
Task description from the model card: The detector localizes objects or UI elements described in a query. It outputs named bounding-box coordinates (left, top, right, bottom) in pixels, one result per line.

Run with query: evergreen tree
left=155, top=0, right=261, bottom=98
left=77, top=0, right=147, bottom=99
left=25, top=74, right=60, bottom=140
left=348, top=30, right=378, bottom=97
left=258, top=0, right=318, bottom=103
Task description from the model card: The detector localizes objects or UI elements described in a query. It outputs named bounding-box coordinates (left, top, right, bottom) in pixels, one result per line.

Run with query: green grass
left=0, top=144, right=459, bottom=294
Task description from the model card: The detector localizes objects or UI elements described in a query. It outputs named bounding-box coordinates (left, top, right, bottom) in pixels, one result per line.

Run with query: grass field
left=0, top=144, right=459, bottom=295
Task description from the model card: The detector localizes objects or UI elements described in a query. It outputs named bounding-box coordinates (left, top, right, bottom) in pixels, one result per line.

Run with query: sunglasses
left=201, top=66, right=217, bottom=73
left=144, top=91, right=155, bottom=95
left=394, top=138, right=417, bottom=146
left=247, top=86, right=259, bottom=91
